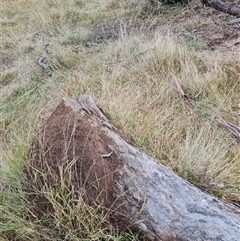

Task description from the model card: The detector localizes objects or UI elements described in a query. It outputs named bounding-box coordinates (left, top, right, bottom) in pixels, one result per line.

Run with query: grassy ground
left=1, top=0, right=239, bottom=240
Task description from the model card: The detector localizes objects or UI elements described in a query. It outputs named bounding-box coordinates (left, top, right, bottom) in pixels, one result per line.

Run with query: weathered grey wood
left=154, top=0, right=240, bottom=17
left=30, top=95, right=240, bottom=241
left=202, top=0, right=240, bottom=17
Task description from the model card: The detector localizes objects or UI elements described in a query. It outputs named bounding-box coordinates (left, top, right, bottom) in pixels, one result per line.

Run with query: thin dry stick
left=38, top=43, right=52, bottom=76
left=217, top=118, right=240, bottom=140
left=172, top=75, right=185, bottom=97
left=172, top=74, right=194, bottom=115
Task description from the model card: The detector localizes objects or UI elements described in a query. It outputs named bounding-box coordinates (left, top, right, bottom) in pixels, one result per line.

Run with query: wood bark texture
left=29, top=95, right=240, bottom=241
left=203, top=0, right=240, bottom=17
left=155, top=0, right=240, bottom=17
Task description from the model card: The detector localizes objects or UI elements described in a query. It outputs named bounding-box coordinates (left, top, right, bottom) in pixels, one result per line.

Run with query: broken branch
left=217, top=117, right=240, bottom=140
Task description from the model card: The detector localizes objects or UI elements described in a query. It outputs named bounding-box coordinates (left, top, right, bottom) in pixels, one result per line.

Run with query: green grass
left=1, top=0, right=240, bottom=240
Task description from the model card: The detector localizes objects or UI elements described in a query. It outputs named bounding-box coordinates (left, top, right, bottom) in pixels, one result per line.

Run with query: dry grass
left=1, top=0, right=239, bottom=240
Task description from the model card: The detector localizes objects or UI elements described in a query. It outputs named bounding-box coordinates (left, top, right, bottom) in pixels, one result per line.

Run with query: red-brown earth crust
left=28, top=100, right=123, bottom=216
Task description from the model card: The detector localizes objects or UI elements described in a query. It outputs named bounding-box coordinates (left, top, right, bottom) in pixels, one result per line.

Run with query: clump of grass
left=0, top=143, right=139, bottom=241
left=95, top=31, right=239, bottom=201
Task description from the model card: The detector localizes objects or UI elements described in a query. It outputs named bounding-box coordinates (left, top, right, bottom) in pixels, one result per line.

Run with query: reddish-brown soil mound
left=28, top=97, right=123, bottom=214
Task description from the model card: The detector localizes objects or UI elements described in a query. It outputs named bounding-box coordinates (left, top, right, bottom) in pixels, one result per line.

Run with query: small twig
left=172, top=74, right=195, bottom=115
left=42, top=43, right=48, bottom=58
left=38, top=43, right=52, bottom=76
left=38, top=57, right=52, bottom=76
left=195, top=89, right=203, bottom=99
left=172, top=74, right=185, bottom=97
left=101, top=151, right=113, bottom=158
left=20, top=85, right=38, bottom=98
left=217, top=118, right=240, bottom=140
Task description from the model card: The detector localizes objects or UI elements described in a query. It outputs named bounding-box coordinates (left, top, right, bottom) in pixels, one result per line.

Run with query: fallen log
left=202, top=0, right=240, bottom=17
left=153, top=0, right=240, bottom=17
left=29, top=95, right=240, bottom=240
